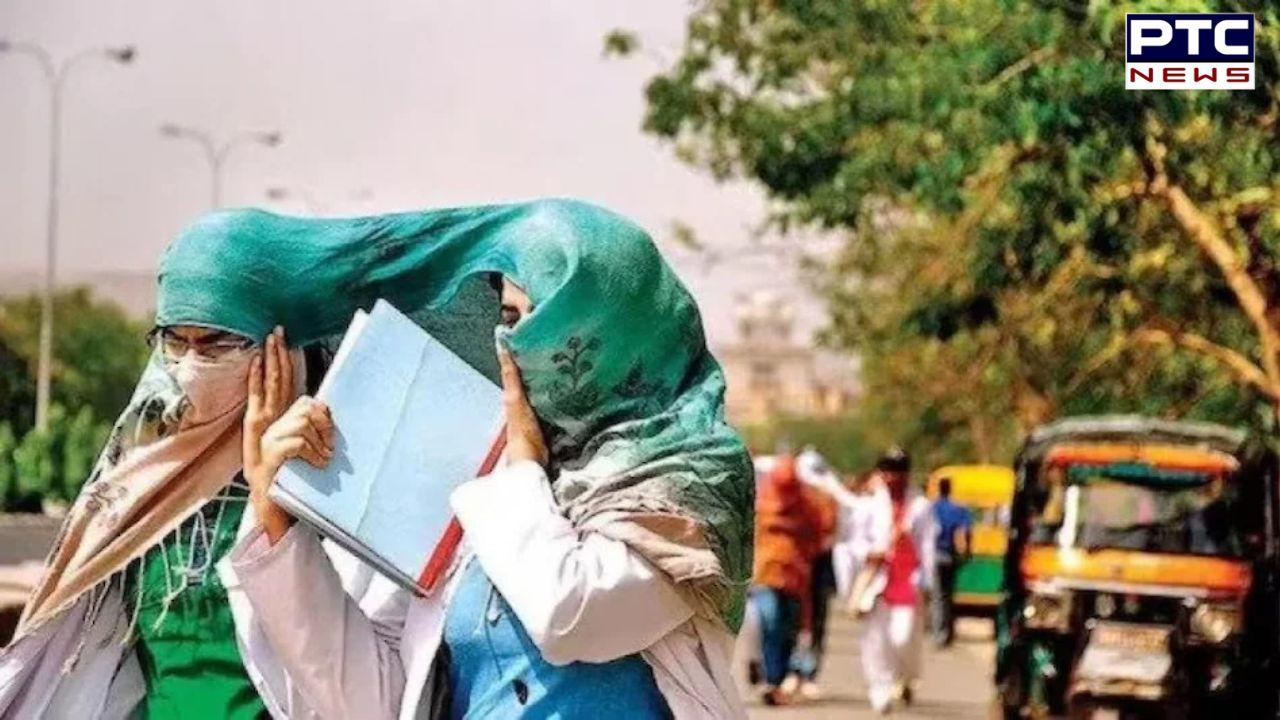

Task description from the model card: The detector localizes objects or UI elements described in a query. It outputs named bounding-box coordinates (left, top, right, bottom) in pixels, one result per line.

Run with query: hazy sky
left=0, top=0, right=823, bottom=342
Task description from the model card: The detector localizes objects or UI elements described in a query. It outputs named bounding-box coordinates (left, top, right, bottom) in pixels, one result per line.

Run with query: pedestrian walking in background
left=784, top=447, right=843, bottom=700
left=750, top=452, right=826, bottom=706
left=832, top=471, right=874, bottom=602
left=852, top=448, right=937, bottom=715
left=930, top=476, right=972, bottom=648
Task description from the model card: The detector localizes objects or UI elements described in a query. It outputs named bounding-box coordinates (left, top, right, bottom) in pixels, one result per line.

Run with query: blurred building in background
left=717, top=290, right=857, bottom=426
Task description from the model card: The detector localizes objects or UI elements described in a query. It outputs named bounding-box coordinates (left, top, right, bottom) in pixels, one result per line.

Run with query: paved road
left=0, top=514, right=59, bottom=565
left=743, top=615, right=996, bottom=719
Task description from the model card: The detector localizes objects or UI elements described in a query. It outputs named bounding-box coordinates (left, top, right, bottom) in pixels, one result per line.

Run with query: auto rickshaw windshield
left=1027, top=464, right=1246, bottom=557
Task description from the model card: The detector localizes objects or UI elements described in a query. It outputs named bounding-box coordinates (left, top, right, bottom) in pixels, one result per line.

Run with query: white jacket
left=0, top=461, right=744, bottom=720
left=853, top=487, right=938, bottom=606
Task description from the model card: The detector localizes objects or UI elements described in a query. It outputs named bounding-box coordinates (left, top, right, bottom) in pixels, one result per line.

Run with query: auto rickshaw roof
left=1020, top=415, right=1251, bottom=464
left=926, top=465, right=1015, bottom=506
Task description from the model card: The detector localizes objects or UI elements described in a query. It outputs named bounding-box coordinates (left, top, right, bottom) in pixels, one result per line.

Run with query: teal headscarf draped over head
left=156, top=199, right=754, bottom=629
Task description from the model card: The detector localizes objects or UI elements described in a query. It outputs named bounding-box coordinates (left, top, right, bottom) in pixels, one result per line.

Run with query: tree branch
left=1133, top=326, right=1278, bottom=400
left=983, top=46, right=1057, bottom=91
left=1062, top=333, right=1128, bottom=395
left=1141, top=135, right=1280, bottom=389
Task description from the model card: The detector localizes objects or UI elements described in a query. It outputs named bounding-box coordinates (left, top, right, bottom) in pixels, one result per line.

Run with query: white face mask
left=167, top=348, right=256, bottom=427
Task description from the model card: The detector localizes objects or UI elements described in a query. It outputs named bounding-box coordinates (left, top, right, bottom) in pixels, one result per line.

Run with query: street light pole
left=0, top=40, right=135, bottom=431
left=159, top=125, right=282, bottom=208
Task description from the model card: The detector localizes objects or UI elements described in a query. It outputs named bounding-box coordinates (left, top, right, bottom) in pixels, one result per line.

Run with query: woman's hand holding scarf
left=498, top=346, right=549, bottom=468
left=244, top=327, right=335, bottom=543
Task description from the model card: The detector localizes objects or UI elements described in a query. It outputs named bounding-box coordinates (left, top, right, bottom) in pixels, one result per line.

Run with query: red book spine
left=416, top=428, right=508, bottom=592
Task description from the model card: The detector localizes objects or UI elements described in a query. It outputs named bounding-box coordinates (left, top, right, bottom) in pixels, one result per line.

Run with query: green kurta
left=128, top=485, right=267, bottom=720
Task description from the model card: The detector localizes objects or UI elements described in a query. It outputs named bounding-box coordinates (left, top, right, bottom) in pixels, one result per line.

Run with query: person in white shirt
left=795, top=449, right=869, bottom=601
left=850, top=448, right=936, bottom=715
left=833, top=472, right=874, bottom=601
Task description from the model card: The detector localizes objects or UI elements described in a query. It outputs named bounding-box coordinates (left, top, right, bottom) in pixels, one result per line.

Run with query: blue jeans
left=791, top=550, right=835, bottom=680
left=750, top=586, right=802, bottom=686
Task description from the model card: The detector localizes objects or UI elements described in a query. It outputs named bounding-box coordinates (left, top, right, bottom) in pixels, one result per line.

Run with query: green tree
left=0, top=423, right=16, bottom=509
left=0, top=286, right=150, bottom=435
left=0, top=340, right=35, bottom=433
left=62, top=405, right=109, bottom=501
left=8, top=404, right=111, bottom=510
left=739, top=412, right=877, bottom=471
left=12, top=406, right=60, bottom=511
left=612, top=0, right=1279, bottom=458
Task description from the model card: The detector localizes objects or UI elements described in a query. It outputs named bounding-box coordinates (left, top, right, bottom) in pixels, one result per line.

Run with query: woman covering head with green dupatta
left=199, top=198, right=753, bottom=719
left=162, top=199, right=755, bottom=626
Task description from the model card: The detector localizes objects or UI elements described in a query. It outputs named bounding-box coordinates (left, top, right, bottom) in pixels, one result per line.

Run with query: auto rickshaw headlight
left=1023, top=590, right=1072, bottom=632
left=1190, top=601, right=1240, bottom=645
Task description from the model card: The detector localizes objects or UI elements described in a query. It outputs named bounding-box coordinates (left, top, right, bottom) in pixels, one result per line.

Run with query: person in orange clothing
left=749, top=452, right=828, bottom=705
left=786, top=451, right=841, bottom=700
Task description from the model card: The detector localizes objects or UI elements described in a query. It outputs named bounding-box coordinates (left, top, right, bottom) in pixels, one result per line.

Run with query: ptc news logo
left=1126, top=13, right=1255, bottom=90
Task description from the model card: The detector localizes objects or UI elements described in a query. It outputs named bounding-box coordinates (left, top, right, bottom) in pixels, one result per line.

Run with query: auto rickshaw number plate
left=1090, top=622, right=1170, bottom=652
left=1076, top=622, right=1173, bottom=686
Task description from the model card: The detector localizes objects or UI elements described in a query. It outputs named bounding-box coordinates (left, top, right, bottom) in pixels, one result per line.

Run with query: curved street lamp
left=0, top=40, right=136, bottom=430
left=159, top=124, right=282, bottom=208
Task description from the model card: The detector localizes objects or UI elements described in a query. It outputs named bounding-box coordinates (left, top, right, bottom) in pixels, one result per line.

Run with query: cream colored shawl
left=16, top=350, right=252, bottom=638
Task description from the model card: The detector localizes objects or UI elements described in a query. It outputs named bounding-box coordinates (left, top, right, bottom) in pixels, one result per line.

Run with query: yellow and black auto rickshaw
left=926, top=464, right=1014, bottom=614
left=995, top=416, right=1280, bottom=720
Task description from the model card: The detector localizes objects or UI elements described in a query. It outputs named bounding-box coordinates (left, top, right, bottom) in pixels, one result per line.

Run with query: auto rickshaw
left=926, top=464, right=1015, bottom=614
left=994, top=416, right=1280, bottom=720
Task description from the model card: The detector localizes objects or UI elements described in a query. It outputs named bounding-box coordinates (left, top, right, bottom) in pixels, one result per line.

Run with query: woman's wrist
left=251, top=490, right=294, bottom=544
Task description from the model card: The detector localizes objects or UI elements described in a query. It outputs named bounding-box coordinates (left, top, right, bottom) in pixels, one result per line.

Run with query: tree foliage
left=615, top=0, right=1280, bottom=465
left=0, top=287, right=150, bottom=436
left=4, top=404, right=110, bottom=511
left=0, top=287, right=147, bottom=510
left=0, top=340, right=34, bottom=435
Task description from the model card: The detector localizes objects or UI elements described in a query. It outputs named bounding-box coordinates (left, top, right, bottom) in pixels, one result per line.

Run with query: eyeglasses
left=147, top=327, right=255, bottom=361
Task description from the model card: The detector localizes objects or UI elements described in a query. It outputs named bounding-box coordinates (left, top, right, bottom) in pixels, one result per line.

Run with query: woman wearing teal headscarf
left=195, top=199, right=756, bottom=719
left=1, top=284, right=306, bottom=718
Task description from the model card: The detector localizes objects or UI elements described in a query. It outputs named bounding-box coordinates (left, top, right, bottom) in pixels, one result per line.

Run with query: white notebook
left=270, top=299, right=505, bottom=593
